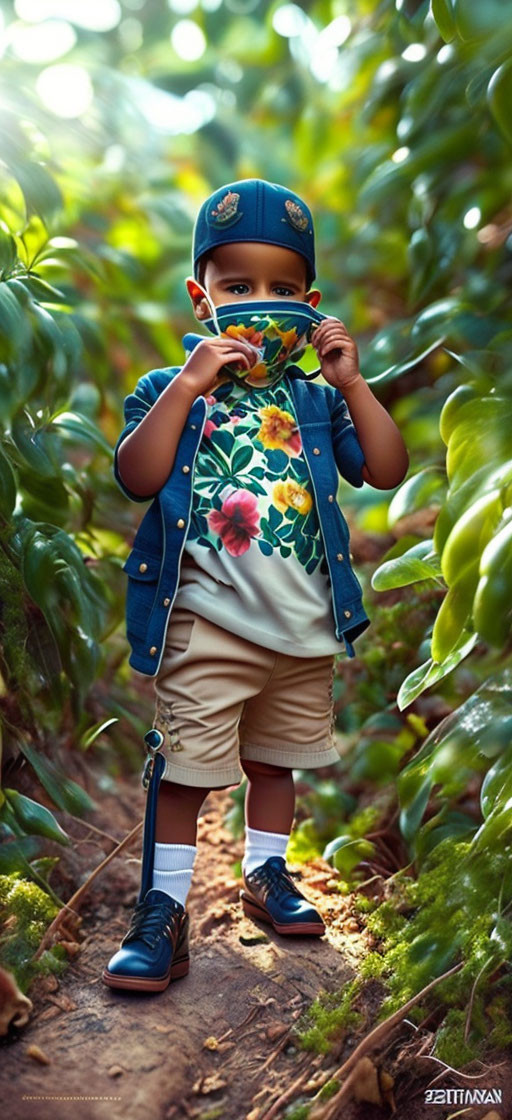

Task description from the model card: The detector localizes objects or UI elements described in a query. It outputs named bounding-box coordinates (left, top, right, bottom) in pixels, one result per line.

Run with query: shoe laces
left=122, top=896, right=182, bottom=950
left=249, top=857, right=304, bottom=901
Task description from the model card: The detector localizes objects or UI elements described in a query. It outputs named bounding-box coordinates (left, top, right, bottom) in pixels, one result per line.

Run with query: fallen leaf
left=26, top=1044, right=51, bottom=1065
left=37, top=1007, right=61, bottom=1022
left=47, top=994, right=76, bottom=1012
left=193, top=1073, right=228, bottom=1095
left=349, top=1056, right=382, bottom=1105
left=239, top=933, right=268, bottom=945
left=266, top=1023, right=288, bottom=1041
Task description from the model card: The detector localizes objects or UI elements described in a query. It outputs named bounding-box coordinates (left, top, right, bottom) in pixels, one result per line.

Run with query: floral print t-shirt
left=172, top=375, right=343, bottom=657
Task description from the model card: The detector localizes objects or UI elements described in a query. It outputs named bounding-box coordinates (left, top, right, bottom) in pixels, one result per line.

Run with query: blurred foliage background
left=1, top=0, right=512, bottom=1079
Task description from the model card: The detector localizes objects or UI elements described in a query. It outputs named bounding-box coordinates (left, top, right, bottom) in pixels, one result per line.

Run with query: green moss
left=486, top=994, right=512, bottom=1049
left=0, top=873, right=63, bottom=992
left=364, top=899, right=408, bottom=942
left=294, top=979, right=364, bottom=1053
left=318, top=1079, right=341, bottom=1101
left=433, top=1009, right=480, bottom=1067
left=283, top=1106, right=310, bottom=1120
left=358, top=951, right=387, bottom=979
left=292, top=836, right=512, bottom=1071
left=286, top=818, right=323, bottom=864
left=0, top=875, right=57, bottom=924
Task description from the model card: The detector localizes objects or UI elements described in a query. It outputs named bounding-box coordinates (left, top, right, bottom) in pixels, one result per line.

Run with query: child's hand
left=179, top=336, right=260, bottom=398
left=311, top=317, right=361, bottom=390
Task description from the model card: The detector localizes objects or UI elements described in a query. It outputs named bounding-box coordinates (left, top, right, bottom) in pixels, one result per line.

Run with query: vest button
left=190, top=423, right=197, bottom=429
left=182, top=465, right=190, bottom=473
left=328, top=494, right=334, bottom=502
left=313, top=447, right=320, bottom=455
left=336, top=553, right=344, bottom=561
left=344, top=609, right=352, bottom=618
left=177, top=519, right=186, bottom=528
left=138, top=562, right=148, bottom=573
left=149, top=646, right=158, bottom=655
left=163, top=597, right=170, bottom=607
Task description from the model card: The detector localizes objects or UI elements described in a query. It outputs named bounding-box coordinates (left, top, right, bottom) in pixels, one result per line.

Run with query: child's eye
left=227, top=284, right=249, bottom=295
left=274, top=287, right=293, bottom=296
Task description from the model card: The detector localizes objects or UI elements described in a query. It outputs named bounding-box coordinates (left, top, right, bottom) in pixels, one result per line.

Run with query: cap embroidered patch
left=208, top=190, right=243, bottom=228
left=283, top=199, right=309, bottom=232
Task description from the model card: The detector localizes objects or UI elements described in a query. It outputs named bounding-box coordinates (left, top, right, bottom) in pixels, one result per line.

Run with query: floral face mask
left=182, top=280, right=330, bottom=389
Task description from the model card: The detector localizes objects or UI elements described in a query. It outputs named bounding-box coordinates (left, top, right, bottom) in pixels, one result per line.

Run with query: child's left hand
left=311, top=316, right=361, bottom=390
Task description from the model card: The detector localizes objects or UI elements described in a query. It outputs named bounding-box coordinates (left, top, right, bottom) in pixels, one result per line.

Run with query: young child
left=102, top=179, right=409, bottom=992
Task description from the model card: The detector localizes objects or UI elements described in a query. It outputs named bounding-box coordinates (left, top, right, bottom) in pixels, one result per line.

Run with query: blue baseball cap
left=192, top=178, right=316, bottom=288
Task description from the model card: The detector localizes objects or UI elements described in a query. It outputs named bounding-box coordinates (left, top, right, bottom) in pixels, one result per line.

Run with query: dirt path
left=3, top=763, right=511, bottom=1120
left=1, top=766, right=367, bottom=1120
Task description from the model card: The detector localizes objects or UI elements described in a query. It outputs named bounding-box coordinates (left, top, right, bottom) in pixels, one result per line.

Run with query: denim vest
left=113, top=365, right=371, bottom=676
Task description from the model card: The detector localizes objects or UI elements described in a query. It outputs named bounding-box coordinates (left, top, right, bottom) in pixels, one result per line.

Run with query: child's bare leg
left=241, top=759, right=295, bottom=832
left=155, top=780, right=211, bottom=844
left=240, top=759, right=295, bottom=876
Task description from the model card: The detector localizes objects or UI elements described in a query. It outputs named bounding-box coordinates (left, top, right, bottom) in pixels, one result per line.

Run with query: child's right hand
left=178, top=336, right=260, bottom=398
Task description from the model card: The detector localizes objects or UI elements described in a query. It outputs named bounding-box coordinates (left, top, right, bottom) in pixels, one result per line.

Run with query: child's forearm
left=117, top=371, right=198, bottom=498
left=342, top=374, right=409, bottom=489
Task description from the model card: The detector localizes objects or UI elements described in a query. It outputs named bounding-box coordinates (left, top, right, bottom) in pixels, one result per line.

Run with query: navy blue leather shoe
left=240, top=856, right=325, bottom=936
left=102, top=889, right=190, bottom=992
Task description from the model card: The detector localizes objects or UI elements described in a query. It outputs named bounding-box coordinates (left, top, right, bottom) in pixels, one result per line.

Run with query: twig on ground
left=33, top=819, right=143, bottom=959
left=305, top=961, right=464, bottom=1120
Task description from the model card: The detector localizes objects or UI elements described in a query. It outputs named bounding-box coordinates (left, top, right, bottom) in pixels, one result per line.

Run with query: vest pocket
left=122, top=548, right=161, bottom=580
left=123, top=548, right=161, bottom=638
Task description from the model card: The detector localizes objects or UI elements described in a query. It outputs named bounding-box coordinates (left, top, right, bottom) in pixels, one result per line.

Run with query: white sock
left=242, top=826, right=290, bottom=877
left=151, top=842, right=197, bottom=908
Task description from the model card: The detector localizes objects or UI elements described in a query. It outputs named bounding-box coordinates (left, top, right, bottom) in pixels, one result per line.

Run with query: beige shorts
left=152, top=606, right=340, bottom=788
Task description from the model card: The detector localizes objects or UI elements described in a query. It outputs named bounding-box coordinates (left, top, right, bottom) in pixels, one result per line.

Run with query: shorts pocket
left=164, top=608, right=197, bottom=655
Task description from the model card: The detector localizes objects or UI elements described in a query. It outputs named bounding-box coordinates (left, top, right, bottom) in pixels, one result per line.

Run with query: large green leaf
left=371, top=539, right=442, bottom=590
left=397, top=630, right=479, bottom=710
left=431, top=0, right=456, bottom=42
left=16, top=739, right=96, bottom=815
left=487, top=59, right=512, bottom=145
left=0, top=444, right=17, bottom=518
left=4, top=789, right=71, bottom=845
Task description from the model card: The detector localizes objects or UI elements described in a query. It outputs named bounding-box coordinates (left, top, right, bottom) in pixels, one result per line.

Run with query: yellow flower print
left=245, top=360, right=268, bottom=381
left=223, top=324, right=264, bottom=347
left=270, top=324, right=299, bottom=355
left=222, top=325, right=267, bottom=379
left=273, top=479, right=313, bottom=516
left=257, top=405, right=302, bottom=456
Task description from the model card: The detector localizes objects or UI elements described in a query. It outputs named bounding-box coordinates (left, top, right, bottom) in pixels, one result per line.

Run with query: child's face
left=187, top=241, right=321, bottom=322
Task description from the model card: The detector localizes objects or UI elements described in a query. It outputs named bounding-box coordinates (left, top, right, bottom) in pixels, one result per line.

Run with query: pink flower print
left=207, top=489, right=260, bottom=556
left=204, top=419, right=218, bottom=439
left=206, top=395, right=217, bottom=405
left=231, top=416, right=241, bottom=425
